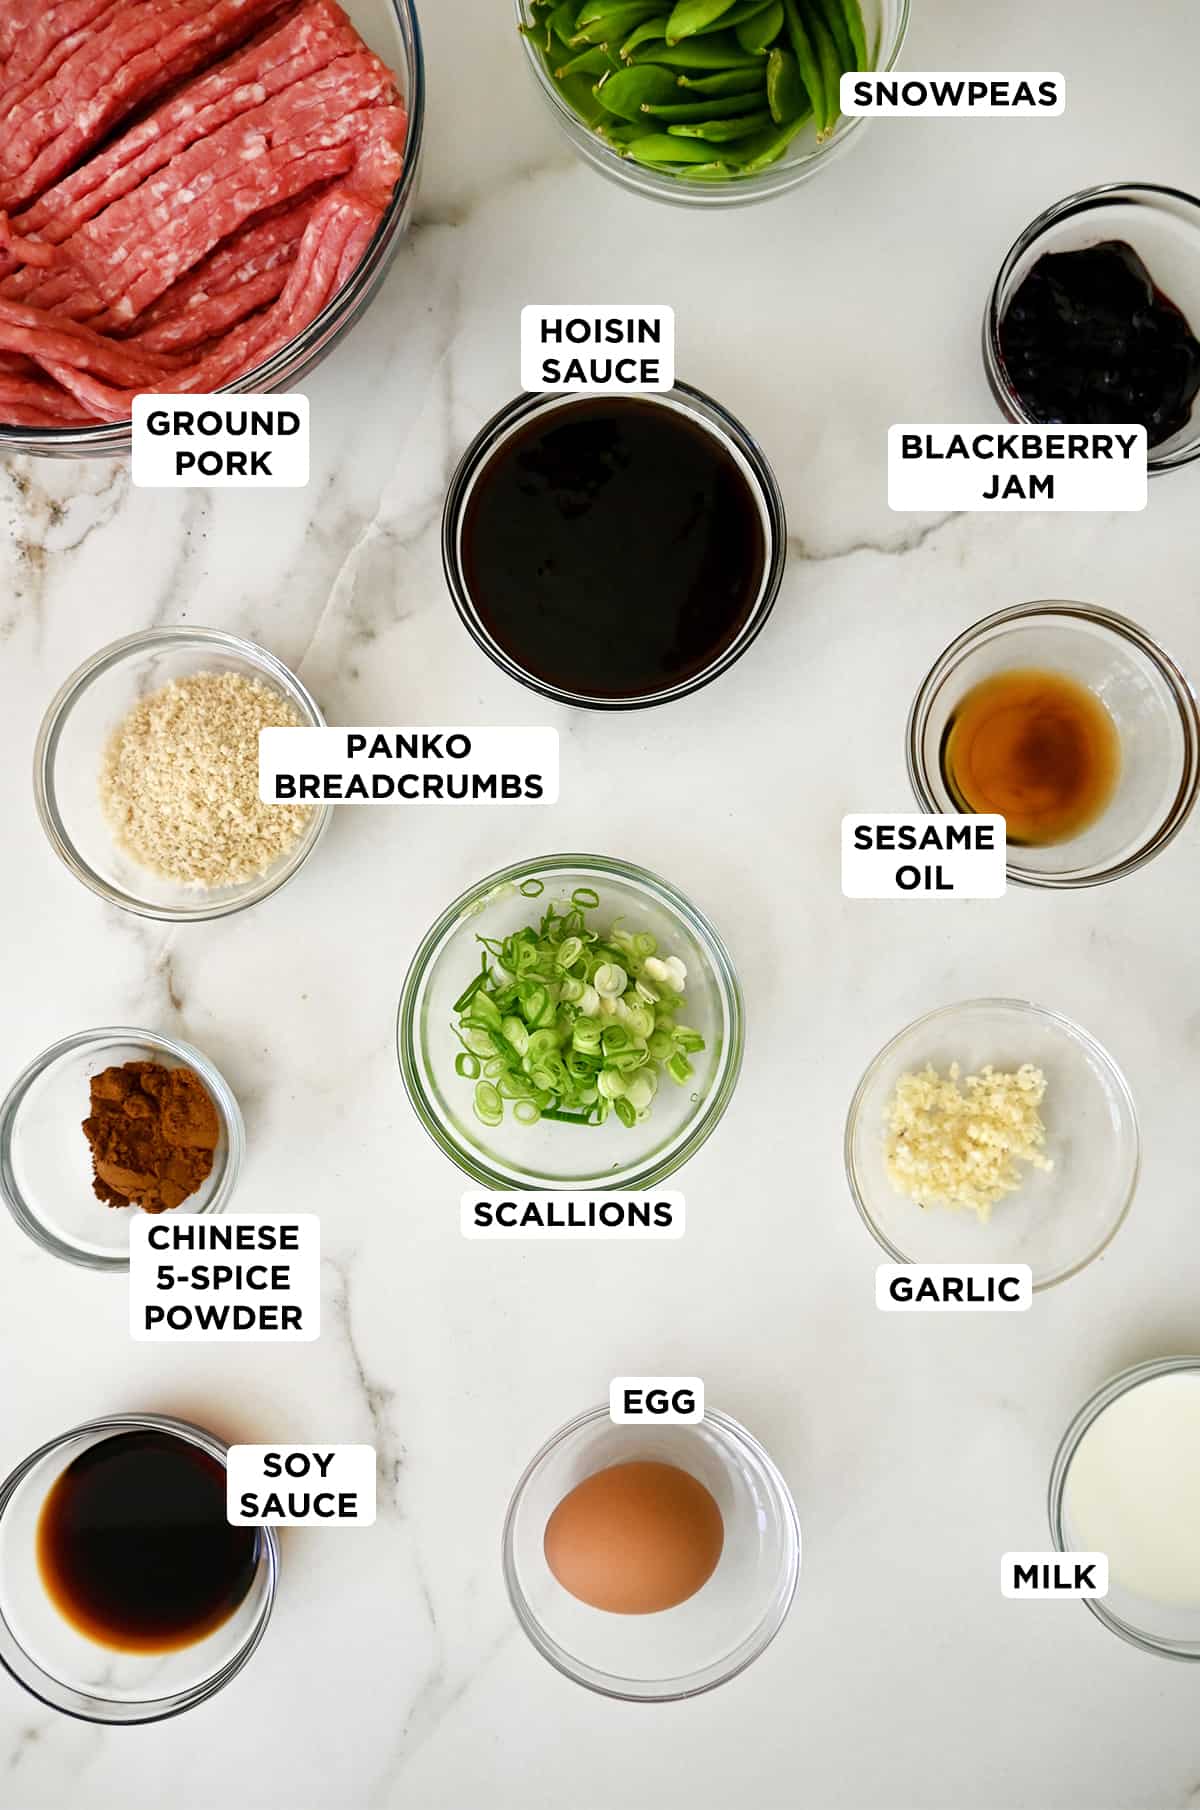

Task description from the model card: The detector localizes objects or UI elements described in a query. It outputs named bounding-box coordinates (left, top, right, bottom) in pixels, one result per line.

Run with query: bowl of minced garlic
left=34, top=628, right=329, bottom=921
left=883, top=1061, right=1052, bottom=1222
left=844, top=998, right=1141, bottom=1289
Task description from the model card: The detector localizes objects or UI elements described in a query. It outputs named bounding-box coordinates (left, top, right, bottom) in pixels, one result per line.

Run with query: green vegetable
left=782, top=0, right=825, bottom=132
left=667, top=108, right=775, bottom=138
left=643, top=90, right=773, bottom=117
left=677, top=67, right=767, bottom=93
left=451, top=890, right=705, bottom=1130
left=838, top=0, right=867, bottom=66
left=594, top=63, right=680, bottom=114
left=525, top=0, right=863, bottom=179
left=630, top=31, right=763, bottom=65
left=804, top=2, right=842, bottom=134
left=765, top=45, right=806, bottom=122
left=735, top=0, right=784, bottom=52
left=664, top=0, right=737, bottom=42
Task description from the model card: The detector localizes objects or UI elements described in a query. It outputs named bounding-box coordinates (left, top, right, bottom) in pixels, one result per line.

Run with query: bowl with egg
left=844, top=998, right=1139, bottom=1291
left=502, top=1403, right=800, bottom=1701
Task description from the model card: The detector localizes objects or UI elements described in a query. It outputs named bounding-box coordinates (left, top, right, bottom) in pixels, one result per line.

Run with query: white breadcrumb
left=883, top=1061, right=1052, bottom=1221
left=99, top=670, right=311, bottom=888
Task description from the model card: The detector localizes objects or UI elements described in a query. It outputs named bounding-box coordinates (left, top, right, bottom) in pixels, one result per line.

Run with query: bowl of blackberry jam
left=985, top=184, right=1200, bottom=474
left=441, top=384, right=786, bottom=710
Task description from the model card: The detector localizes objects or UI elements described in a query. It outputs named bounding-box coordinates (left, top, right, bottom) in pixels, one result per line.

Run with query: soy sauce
left=37, top=1430, right=259, bottom=1653
left=459, top=397, right=767, bottom=702
left=941, top=668, right=1120, bottom=846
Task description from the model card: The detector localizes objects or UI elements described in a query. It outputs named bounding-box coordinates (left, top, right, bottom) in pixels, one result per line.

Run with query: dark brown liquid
left=942, top=667, right=1120, bottom=846
left=37, top=1431, right=259, bottom=1654
left=460, top=397, right=767, bottom=701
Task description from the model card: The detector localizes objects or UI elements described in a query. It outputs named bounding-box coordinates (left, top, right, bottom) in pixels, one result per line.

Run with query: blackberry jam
left=998, top=240, right=1200, bottom=447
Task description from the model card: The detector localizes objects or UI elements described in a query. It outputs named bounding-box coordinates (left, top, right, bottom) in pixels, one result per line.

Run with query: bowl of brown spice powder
left=34, top=628, right=330, bottom=921
left=0, top=1027, right=243, bottom=1271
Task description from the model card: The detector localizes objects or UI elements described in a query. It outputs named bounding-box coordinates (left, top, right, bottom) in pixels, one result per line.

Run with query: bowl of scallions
left=398, top=855, right=744, bottom=1190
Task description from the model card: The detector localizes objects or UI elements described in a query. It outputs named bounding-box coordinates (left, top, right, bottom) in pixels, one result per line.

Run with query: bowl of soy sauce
left=442, top=384, right=787, bottom=710
left=0, top=1414, right=278, bottom=1723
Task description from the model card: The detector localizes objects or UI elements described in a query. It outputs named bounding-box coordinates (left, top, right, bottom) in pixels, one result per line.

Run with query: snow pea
left=571, top=1, right=662, bottom=46
left=782, top=0, right=825, bottom=132
left=630, top=30, right=763, bottom=65
left=693, top=0, right=780, bottom=32
left=805, top=3, right=841, bottom=133
left=664, top=0, right=736, bottom=42
left=717, top=110, right=809, bottom=165
left=557, top=44, right=622, bottom=74
left=812, top=0, right=853, bottom=75
left=643, top=89, right=771, bottom=117
left=666, top=107, right=775, bottom=137
left=735, top=0, right=784, bottom=52
left=626, top=131, right=733, bottom=162
left=840, top=0, right=867, bottom=67
left=677, top=66, right=767, bottom=93
left=593, top=62, right=680, bottom=115
left=766, top=45, right=806, bottom=122
left=620, top=15, right=670, bottom=54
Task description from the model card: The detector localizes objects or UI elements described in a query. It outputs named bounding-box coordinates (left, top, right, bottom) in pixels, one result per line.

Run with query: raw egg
left=543, top=1459, right=724, bottom=1615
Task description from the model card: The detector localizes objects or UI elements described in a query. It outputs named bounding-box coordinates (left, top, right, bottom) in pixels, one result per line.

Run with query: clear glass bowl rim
left=1048, top=1355, right=1200, bottom=1662
left=512, top=0, right=910, bottom=209
left=982, top=181, right=1200, bottom=473
left=33, top=626, right=333, bottom=922
left=906, top=600, right=1200, bottom=889
left=0, top=1025, right=244, bottom=1272
left=500, top=1402, right=801, bottom=1701
left=843, top=996, right=1141, bottom=1291
left=0, top=0, right=426, bottom=456
left=0, top=1411, right=280, bottom=1723
left=441, top=382, right=788, bottom=711
left=397, top=851, right=745, bottom=1187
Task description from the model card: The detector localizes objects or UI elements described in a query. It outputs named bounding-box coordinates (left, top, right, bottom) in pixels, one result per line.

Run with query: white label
left=843, top=813, right=1005, bottom=898
left=461, top=1193, right=684, bottom=1239
left=226, top=1446, right=375, bottom=1527
left=876, top=1265, right=1033, bottom=1312
left=888, top=425, right=1147, bottom=512
left=132, top=394, right=309, bottom=487
left=609, top=1378, right=704, bottom=1423
left=521, top=305, right=674, bottom=392
left=1001, top=1553, right=1108, bottom=1598
left=258, top=726, right=558, bottom=805
left=842, top=72, right=1065, bottom=117
left=129, top=1215, right=320, bottom=1341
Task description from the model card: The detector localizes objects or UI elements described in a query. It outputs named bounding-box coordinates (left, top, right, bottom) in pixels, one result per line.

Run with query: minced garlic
left=883, top=1062, right=1052, bottom=1221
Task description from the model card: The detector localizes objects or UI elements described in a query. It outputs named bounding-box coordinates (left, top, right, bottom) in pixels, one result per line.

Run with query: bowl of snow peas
left=398, top=854, right=744, bottom=1189
left=515, top=0, right=908, bottom=203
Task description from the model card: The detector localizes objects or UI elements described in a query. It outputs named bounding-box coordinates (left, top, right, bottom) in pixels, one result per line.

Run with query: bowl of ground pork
left=0, top=0, right=425, bottom=456
left=34, top=627, right=331, bottom=921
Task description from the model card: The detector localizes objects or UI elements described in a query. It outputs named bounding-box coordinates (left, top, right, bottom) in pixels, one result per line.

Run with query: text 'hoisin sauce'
left=37, top=1430, right=259, bottom=1654
left=460, top=398, right=767, bottom=702
left=941, top=668, right=1120, bottom=847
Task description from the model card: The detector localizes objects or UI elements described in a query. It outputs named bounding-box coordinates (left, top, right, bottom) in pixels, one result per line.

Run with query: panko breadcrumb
left=883, top=1061, right=1052, bottom=1221
left=100, top=670, right=311, bottom=888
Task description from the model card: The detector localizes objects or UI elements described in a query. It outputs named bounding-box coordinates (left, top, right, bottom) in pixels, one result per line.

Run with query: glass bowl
left=0, top=0, right=425, bottom=458
left=0, top=1413, right=278, bottom=1722
left=1050, top=1358, right=1200, bottom=1662
left=0, top=1027, right=242, bottom=1273
left=513, top=0, right=908, bottom=208
left=844, top=998, right=1139, bottom=1291
left=984, top=183, right=1200, bottom=474
left=907, top=602, right=1200, bottom=888
left=34, top=627, right=331, bottom=921
left=398, top=854, right=744, bottom=1189
left=502, top=1403, right=800, bottom=1700
left=442, top=384, right=787, bottom=710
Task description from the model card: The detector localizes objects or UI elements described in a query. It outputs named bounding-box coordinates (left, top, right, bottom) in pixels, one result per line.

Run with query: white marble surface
left=3, top=0, right=1200, bottom=1804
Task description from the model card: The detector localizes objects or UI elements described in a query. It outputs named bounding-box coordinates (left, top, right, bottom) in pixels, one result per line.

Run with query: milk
left=1065, top=1370, right=1200, bottom=1607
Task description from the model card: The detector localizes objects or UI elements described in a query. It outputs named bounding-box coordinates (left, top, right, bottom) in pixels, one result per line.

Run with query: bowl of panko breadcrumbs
left=34, top=628, right=330, bottom=921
